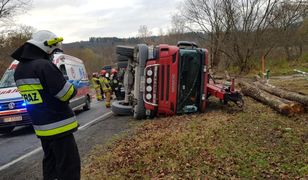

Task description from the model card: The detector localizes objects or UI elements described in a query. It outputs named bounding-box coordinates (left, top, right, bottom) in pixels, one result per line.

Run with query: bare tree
left=163, top=14, right=188, bottom=45
left=272, top=1, right=308, bottom=61
left=0, top=25, right=34, bottom=74
left=0, top=0, right=32, bottom=22
left=138, top=25, right=152, bottom=44
left=181, top=0, right=307, bottom=73
left=221, top=0, right=283, bottom=72
left=182, top=0, right=227, bottom=68
left=169, top=14, right=186, bottom=35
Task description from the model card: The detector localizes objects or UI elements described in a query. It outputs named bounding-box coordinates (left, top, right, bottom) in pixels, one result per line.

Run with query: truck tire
left=0, top=126, right=14, bottom=134
left=111, top=100, right=133, bottom=116
left=116, top=46, right=134, bottom=58
left=133, top=44, right=148, bottom=120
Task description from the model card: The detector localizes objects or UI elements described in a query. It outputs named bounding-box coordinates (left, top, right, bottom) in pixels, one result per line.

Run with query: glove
left=68, top=79, right=81, bottom=88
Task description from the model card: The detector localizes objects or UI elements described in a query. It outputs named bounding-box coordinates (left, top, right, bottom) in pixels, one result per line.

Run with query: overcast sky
left=15, top=0, right=183, bottom=43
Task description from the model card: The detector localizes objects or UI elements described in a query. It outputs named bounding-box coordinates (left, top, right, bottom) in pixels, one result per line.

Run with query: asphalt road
left=0, top=100, right=132, bottom=180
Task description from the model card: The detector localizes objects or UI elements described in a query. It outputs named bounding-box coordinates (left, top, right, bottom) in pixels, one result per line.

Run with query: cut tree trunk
left=239, top=81, right=304, bottom=116
left=254, top=81, right=308, bottom=107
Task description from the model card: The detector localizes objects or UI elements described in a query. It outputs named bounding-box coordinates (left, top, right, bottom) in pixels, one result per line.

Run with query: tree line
left=178, top=0, right=308, bottom=73
left=0, top=0, right=307, bottom=77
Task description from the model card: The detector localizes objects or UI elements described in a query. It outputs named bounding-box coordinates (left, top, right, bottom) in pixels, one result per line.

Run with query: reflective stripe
left=34, top=121, right=78, bottom=137
left=55, top=82, right=74, bottom=101
left=16, top=78, right=43, bottom=91
left=55, top=82, right=71, bottom=98
left=33, top=116, right=76, bottom=130
left=16, top=78, right=41, bottom=86
left=18, top=84, right=43, bottom=91
left=60, top=85, right=75, bottom=101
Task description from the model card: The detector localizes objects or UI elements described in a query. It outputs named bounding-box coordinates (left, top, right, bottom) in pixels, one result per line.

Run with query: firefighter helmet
left=100, top=70, right=107, bottom=76
left=92, top=72, right=98, bottom=78
left=111, top=68, right=118, bottom=74
left=27, top=30, right=63, bottom=54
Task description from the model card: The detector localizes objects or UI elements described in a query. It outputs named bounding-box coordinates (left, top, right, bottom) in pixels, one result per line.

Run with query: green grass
left=266, top=55, right=308, bottom=76
left=227, top=52, right=308, bottom=76
left=82, top=95, right=308, bottom=179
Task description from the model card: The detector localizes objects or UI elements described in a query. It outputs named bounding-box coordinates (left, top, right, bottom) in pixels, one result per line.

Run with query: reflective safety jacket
left=110, top=75, right=120, bottom=91
left=99, top=76, right=112, bottom=92
left=12, top=43, right=78, bottom=139
left=91, top=77, right=100, bottom=89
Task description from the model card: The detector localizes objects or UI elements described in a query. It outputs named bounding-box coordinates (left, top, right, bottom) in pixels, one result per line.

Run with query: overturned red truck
left=111, top=41, right=243, bottom=119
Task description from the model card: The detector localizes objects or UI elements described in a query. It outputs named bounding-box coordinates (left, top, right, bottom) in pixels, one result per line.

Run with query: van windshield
left=0, top=69, right=16, bottom=88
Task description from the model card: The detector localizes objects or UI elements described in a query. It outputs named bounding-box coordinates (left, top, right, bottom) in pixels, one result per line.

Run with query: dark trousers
left=40, top=134, right=80, bottom=180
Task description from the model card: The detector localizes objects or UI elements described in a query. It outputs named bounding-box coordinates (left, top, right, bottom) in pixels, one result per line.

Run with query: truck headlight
left=146, top=86, right=152, bottom=92
left=146, top=78, right=152, bottom=84
left=147, top=69, right=153, bottom=76
left=146, top=93, right=152, bottom=100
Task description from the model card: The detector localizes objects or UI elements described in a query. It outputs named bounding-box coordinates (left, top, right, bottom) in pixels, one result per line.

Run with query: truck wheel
left=133, top=44, right=148, bottom=120
left=111, top=100, right=133, bottom=116
left=116, top=46, right=134, bottom=58
left=0, top=126, right=14, bottom=134
left=83, top=96, right=91, bottom=111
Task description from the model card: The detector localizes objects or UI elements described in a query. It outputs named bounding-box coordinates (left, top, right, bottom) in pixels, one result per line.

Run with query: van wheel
left=111, top=100, right=133, bottom=116
left=133, top=44, right=148, bottom=120
left=0, top=126, right=14, bottom=134
left=83, top=97, right=91, bottom=111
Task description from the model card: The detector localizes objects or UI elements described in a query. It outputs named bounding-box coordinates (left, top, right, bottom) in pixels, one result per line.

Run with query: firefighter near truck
left=111, top=41, right=244, bottom=119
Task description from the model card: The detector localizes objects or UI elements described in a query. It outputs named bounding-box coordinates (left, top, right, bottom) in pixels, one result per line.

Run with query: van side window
left=59, top=65, right=68, bottom=80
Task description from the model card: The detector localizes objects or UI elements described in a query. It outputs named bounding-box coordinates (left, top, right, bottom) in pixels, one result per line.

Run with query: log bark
left=254, top=81, right=308, bottom=107
left=239, top=81, right=304, bottom=116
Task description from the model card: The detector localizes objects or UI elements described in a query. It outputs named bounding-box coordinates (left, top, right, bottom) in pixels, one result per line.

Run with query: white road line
left=78, top=111, right=113, bottom=130
left=0, top=147, right=42, bottom=171
left=0, top=112, right=113, bottom=172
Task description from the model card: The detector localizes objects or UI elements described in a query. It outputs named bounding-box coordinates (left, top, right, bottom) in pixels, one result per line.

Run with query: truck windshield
left=0, top=69, right=16, bottom=88
left=177, top=49, right=202, bottom=113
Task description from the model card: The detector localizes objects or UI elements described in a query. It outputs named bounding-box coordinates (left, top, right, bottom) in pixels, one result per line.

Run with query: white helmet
left=27, top=30, right=63, bottom=54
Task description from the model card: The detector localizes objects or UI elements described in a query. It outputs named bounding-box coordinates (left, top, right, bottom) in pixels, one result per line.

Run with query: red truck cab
left=112, top=41, right=243, bottom=119
left=143, top=42, right=208, bottom=117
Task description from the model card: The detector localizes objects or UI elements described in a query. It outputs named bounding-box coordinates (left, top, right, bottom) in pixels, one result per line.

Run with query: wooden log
left=254, top=81, right=308, bottom=107
left=239, top=81, right=304, bottom=116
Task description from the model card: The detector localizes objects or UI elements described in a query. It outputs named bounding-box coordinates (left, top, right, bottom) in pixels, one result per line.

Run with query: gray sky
left=16, top=0, right=183, bottom=43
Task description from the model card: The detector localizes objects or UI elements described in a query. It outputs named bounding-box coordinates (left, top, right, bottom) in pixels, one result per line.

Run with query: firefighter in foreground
left=12, top=30, right=80, bottom=180
left=99, top=70, right=112, bottom=108
left=91, top=72, right=102, bottom=101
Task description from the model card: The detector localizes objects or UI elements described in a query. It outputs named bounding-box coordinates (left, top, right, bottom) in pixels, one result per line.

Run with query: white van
left=0, top=53, right=91, bottom=134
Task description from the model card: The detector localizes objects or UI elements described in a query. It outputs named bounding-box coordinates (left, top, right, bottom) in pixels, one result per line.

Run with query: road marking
left=79, top=111, right=113, bottom=130
left=0, top=111, right=113, bottom=172
left=0, top=147, right=42, bottom=171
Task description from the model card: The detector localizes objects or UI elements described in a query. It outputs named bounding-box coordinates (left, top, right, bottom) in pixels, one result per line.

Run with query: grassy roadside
left=82, top=93, right=307, bottom=179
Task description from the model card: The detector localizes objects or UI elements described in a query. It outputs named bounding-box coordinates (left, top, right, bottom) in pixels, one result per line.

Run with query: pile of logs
left=239, top=80, right=307, bottom=116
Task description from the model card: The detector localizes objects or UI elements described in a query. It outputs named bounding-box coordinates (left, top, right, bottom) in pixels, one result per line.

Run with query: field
left=82, top=77, right=308, bottom=179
